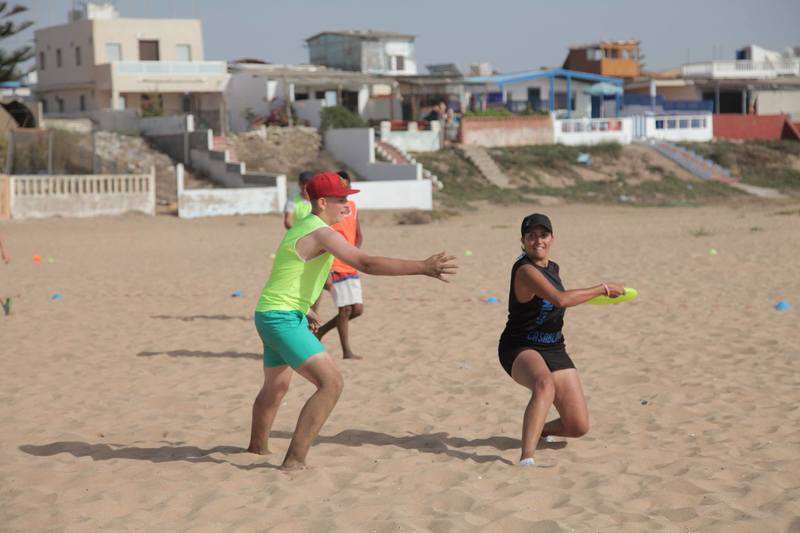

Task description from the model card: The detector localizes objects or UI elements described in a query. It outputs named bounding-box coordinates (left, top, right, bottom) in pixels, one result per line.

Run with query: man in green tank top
left=282, top=171, right=314, bottom=229
left=248, top=172, right=458, bottom=470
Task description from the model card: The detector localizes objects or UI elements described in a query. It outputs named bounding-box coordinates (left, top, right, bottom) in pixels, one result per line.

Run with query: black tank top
left=499, top=255, right=566, bottom=349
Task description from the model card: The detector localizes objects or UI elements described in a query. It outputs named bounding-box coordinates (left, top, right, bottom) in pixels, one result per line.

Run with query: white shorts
left=331, top=275, right=363, bottom=308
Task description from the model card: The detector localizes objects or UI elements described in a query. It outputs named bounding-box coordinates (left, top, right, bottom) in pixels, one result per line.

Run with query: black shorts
left=498, top=343, right=575, bottom=377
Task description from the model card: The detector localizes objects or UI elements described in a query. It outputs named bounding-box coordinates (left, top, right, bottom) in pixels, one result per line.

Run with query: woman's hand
left=605, top=283, right=626, bottom=298
left=423, top=252, right=458, bottom=282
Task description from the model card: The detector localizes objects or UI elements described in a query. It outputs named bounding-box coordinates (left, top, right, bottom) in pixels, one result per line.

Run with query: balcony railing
left=113, top=61, right=227, bottom=76
left=681, top=59, right=800, bottom=79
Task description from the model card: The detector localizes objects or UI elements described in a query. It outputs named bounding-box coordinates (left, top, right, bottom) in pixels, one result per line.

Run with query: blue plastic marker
left=51, top=293, right=63, bottom=301
left=774, top=300, right=791, bottom=311
left=231, top=290, right=243, bottom=298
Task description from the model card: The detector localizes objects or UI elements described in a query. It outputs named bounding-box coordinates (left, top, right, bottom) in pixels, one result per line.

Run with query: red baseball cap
left=305, top=171, right=360, bottom=199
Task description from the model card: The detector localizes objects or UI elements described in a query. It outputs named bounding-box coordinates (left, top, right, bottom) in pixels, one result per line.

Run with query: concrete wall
left=363, top=96, right=401, bottom=121
left=554, top=117, right=633, bottom=145
left=176, top=164, right=287, bottom=218
left=460, top=116, right=553, bottom=146
left=379, top=121, right=441, bottom=152
left=353, top=179, right=432, bottom=210
left=7, top=171, right=155, bottom=219
left=294, top=99, right=327, bottom=128
left=645, top=114, right=713, bottom=142
left=713, top=114, right=800, bottom=140
left=90, top=110, right=193, bottom=135
left=189, top=148, right=246, bottom=187
left=324, top=127, right=421, bottom=180
left=753, top=90, right=800, bottom=117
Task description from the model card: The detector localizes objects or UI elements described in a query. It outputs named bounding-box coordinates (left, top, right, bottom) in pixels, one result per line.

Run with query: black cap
left=298, top=171, right=315, bottom=184
left=337, top=170, right=350, bottom=181
left=521, top=213, right=553, bottom=236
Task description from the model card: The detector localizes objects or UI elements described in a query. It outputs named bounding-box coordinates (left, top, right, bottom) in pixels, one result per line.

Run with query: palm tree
left=0, top=3, right=33, bottom=83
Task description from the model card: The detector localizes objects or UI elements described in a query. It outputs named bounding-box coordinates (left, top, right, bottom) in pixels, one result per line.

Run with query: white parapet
left=353, top=179, right=432, bottom=210
left=553, top=117, right=633, bottom=145
left=176, top=163, right=287, bottom=219
left=644, top=114, right=713, bottom=142
left=7, top=170, right=155, bottom=219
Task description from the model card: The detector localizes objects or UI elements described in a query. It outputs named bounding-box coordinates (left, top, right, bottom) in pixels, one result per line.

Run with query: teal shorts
left=254, top=310, right=325, bottom=369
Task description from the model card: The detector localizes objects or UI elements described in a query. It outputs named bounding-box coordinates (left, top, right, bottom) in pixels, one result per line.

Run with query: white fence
left=3, top=170, right=155, bottom=219
left=354, top=180, right=432, bottom=210
left=643, top=114, right=713, bottom=142
left=553, top=117, right=633, bottom=145
left=681, top=59, right=800, bottom=79
left=114, top=60, right=227, bottom=76
left=324, top=128, right=422, bottom=181
left=379, top=121, right=442, bottom=152
left=176, top=164, right=287, bottom=219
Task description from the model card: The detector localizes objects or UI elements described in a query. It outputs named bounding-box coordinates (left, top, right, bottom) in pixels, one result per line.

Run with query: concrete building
left=563, top=40, right=642, bottom=80
left=466, top=68, right=625, bottom=118
left=627, top=44, right=800, bottom=117
left=34, top=2, right=227, bottom=128
left=225, top=61, right=399, bottom=132
left=306, top=31, right=417, bottom=75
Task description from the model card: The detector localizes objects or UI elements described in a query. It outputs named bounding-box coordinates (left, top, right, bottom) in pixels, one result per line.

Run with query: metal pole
left=566, top=76, right=572, bottom=118
left=47, top=130, right=54, bottom=174
left=5, top=130, right=14, bottom=174
left=549, top=76, right=555, bottom=112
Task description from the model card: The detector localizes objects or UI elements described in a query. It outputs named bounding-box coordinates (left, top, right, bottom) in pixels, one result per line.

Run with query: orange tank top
left=331, top=201, right=358, bottom=276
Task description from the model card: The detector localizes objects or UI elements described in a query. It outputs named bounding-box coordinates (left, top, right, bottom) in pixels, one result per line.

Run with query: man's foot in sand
left=246, top=443, right=271, bottom=455
left=343, top=352, right=363, bottom=360
left=280, top=457, right=308, bottom=471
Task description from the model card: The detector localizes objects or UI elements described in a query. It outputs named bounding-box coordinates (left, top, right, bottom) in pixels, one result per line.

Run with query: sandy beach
left=1, top=203, right=799, bottom=531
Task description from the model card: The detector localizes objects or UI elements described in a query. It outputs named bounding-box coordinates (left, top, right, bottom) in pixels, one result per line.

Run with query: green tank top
left=293, top=194, right=312, bottom=223
left=256, top=214, right=333, bottom=314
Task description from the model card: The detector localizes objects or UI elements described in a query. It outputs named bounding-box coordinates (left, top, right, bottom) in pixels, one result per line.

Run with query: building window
left=41, top=99, right=48, bottom=113
left=79, top=94, right=86, bottom=111
left=75, top=46, right=82, bottom=66
left=106, top=43, right=122, bottom=62
left=395, top=55, right=405, bottom=71
left=57, top=97, right=64, bottom=113
left=56, top=48, right=62, bottom=67
left=39, top=51, right=45, bottom=70
left=175, top=44, right=192, bottom=61
left=138, top=40, right=160, bottom=61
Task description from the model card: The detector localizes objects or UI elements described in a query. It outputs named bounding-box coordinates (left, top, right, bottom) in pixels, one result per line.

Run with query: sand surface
left=1, top=204, right=799, bottom=531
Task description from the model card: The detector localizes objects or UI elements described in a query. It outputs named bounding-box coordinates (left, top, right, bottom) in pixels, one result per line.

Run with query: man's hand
left=423, top=252, right=458, bottom=283
left=306, top=309, right=320, bottom=333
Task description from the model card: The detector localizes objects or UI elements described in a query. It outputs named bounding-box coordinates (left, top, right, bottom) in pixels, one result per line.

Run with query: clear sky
left=8, top=0, right=800, bottom=73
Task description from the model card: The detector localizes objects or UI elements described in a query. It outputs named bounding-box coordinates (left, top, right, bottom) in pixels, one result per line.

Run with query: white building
left=34, top=2, right=227, bottom=128
left=306, top=31, right=417, bottom=76
left=225, top=61, right=400, bottom=133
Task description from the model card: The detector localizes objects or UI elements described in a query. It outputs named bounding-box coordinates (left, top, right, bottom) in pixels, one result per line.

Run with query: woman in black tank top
left=499, top=213, right=625, bottom=467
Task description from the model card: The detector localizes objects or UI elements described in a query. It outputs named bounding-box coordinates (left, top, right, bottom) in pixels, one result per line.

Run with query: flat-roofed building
left=34, top=2, right=227, bottom=128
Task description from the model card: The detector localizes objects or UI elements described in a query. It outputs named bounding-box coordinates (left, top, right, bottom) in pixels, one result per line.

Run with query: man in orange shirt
left=316, top=171, right=364, bottom=359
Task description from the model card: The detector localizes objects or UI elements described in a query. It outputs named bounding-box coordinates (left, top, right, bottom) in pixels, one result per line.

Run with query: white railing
left=644, top=114, right=713, bottom=142
left=113, top=61, right=227, bottom=76
left=681, top=59, right=800, bottom=79
left=554, top=117, right=633, bottom=145
left=7, top=170, right=155, bottom=219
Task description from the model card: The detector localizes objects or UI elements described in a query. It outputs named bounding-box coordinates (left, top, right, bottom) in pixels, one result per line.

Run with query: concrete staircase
left=648, top=141, right=736, bottom=183
left=645, top=140, right=785, bottom=199
left=458, top=145, right=512, bottom=188
left=375, top=139, right=443, bottom=190
left=212, top=135, right=239, bottom=163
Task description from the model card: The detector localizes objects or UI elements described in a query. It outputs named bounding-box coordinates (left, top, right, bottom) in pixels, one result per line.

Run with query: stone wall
left=460, top=115, right=553, bottom=147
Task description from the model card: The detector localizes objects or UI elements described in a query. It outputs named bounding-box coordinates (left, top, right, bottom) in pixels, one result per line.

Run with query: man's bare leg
left=247, top=365, right=293, bottom=455
left=281, top=352, right=343, bottom=470
left=337, top=305, right=363, bottom=360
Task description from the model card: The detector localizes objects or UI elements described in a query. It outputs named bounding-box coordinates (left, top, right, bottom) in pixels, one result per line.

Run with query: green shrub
left=320, top=106, right=367, bottom=131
